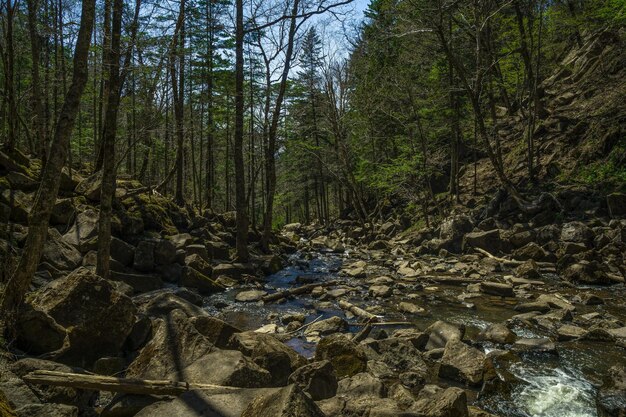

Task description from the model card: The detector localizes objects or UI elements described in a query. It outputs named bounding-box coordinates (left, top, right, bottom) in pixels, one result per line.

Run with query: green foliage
left=570, top=142, right=626, bottom=187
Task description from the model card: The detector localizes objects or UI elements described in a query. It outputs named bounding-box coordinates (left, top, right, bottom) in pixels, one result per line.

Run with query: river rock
left=212, top=263, right=255, bottom=280
left=304, top=316, right=348, bottom=336
left=561, top=261, right=610, bottom=285
left=137, top=291, right=206, bottom=318
left=398, top=302, right=427, bottom=315
left=227, top=331, right=306, bottom=386
left=315, top=334, right=367, bottom=378
left=480, top=282, right=514, bottom=297
left=439, top=339, right=486, bottom=385
left=478, top=323, right=516, bottom=344
left=288, top=360, right=337, bottom=400
left=425, top=321, right=465, bottom=350
left=513, top=242, right=550, bottom=261
left=557, top=324, right=587, bottom=341
left=410, top=385, right=468, bottom=417
left=513, top=338, right=557, bottom=354
left=236, top=290, right=267, bottom=302
left=241, top=384, right=325, bottom=417
left=181, top=266, right=223, bottom=294
left=368, top=284, right=392, bottom=298
left=515, top=260, right=542, bottom=280
left=29, top=268, right=136, bottom=368
left=462, top=229, right=507, bottom=254
left=597, top=365, right=626, bottom=417
left=439, top=215, right=473, bottom=252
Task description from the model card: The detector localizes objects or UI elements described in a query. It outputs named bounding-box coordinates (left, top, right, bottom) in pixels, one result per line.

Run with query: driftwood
left=23, top=370, right=241, bottom=396
left=474, top=248, right=553, bottom=268
left=338, top=299, right=379, bottom=322
left=351, top=321, right=411, bottom=326
left=262, top=280, right=337, bottom=303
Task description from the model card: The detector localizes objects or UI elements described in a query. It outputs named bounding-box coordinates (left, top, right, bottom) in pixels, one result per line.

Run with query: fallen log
left=338, top=299, right=379, bottom=322
left=262, top=280, right=337, bottom=303
left=475, top=248, right=553, bottom=267
left=23, top=370, right=240, bottom=396
left=351, top=321, right=411, bottom=326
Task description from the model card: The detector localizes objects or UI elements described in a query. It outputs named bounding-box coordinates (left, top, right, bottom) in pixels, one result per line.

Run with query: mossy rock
left=122, top=195, right=178, bottom=235
left=0, top=390, right=17, bottom=417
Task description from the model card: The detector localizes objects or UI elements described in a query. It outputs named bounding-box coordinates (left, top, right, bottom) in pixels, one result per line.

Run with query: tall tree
left=1, top=0, right=97, bottom=333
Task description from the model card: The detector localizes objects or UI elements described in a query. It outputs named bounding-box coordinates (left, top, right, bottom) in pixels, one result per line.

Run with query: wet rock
left=562, top=261, right=610, bottom=285
left=289, top=360, right=337, bottom=401
left=410, top=385, right=468, bottom=417
left=304, top=316, right=348, bottom=336
left=126, top=309, right=214, bottom=380
left=181, top=266, right=223, bottom=294
left=398, top=302, right=427, bottom=315
left=369, top=284, right=392, bottom=298
left=337, top=372, right=385, bottom=398
left=181, top=350, right=271, bottom=387
left=315, top=334, right=367, bottom=378
left=241, top=384, right=325, bottom=417
left=236, top=289, right=267, bottom=302
left=557, top=324, right=587, bottom=341
left=581, top=293, right=605, bottom=305
left=212, top=263, right=255, bottom=280
left=513, top=338, right=557, bottom=354
left=425, top=321, right=464, bottom=350
left=29, top=268, right=136, bottom=368
left=597, top=365, right=626, bottom=417
left=439, top=339, right=485, bottom=386
left=480, top=282, right=514, bottom=297
left=227, top=331, right=306, bottom=386
left=478, top=323, right=516, bottom=344
left=580, top=327, right=615, bottom=342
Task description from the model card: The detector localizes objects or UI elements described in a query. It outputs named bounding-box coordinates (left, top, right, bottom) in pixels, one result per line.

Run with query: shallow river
left=204, top=250, right=625, bottom=417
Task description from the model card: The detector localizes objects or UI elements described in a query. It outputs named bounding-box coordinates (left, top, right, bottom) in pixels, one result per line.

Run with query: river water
left=204, top=249, right=624, bottom=417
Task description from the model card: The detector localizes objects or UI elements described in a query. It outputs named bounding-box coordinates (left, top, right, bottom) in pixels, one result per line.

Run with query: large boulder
left=126, top=309, right=215, bottom=381
left=191, top=316, right=241, bottom=348
left=304, top=316, right=348, bottom=337
left=410, top=385, right=468, bottom=417
left=28, top=268, right=136, bottom=368
left=133, top=240, right=155, bottom=272
left=561, top=261, right=610, bottom=285
left=439, top=215, right=473, bottom=253
left=61, top=209, right=99, bottom=252
left=425, top=321, right=464, bottom=350
left=181, top=266, right=223, bottom=294
left=227, top=331, right=306, bottom=386
left=288, top=360, right=337, bottom=401
left=74, top=172, right=102, bottom=201
left=110, top=237, right=135, bottom=266
left=560, top=222, right=594, bottom=245
left=438, top=339, right=486, bottom=386
left=15, top=304, right=66, bottom=355
left=42, top=229, right=82, bottom=271
left=462, top=229, right=508, bottom=254
left=241, top=384, right=325, bottom=417
left=315, top=334, right=367, bottom=378
left=181, top=350, right=271, bottom=387
left=134, top=388, right=278, bottom=417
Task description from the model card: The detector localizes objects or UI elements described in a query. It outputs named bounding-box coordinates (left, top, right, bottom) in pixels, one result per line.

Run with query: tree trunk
left=234, top=0, right=249, bottom=261
left=26, top=0, right=48, bottom=161
left=0, top=0, right=96, bottom=334
left=96, top=0, right=123, bottom=279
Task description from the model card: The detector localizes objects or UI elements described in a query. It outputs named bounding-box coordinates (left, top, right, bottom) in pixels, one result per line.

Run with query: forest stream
left=200, top=246, right=626, bottom=417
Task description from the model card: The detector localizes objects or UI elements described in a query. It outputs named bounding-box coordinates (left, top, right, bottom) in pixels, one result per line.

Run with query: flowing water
left=204, top=250, right=625, bottom=417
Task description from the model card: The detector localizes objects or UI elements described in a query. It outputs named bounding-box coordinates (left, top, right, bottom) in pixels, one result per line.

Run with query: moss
left=0, top=177, right=9, bottom=189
